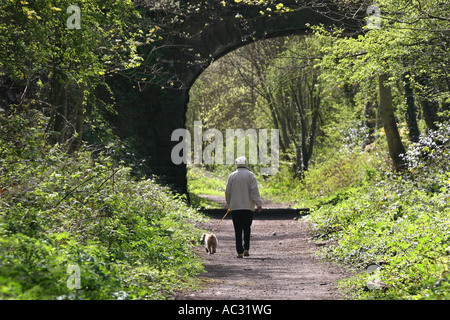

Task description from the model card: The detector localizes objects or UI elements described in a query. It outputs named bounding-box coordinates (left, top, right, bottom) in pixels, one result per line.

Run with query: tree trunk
left=71, top=85, right=85, bottom=151
left=403, top=72, right=420, bottom=142
left=49, top=71, right=68, bottom=144
left=378, top=73, right=407, bottom=171
left=421, top=99, right=439, bottom=131
left=364, top=100, right=376, bottom=145
left=419, top=75, right=440, bottom=131
left=418, top=76, right=439, bottom=131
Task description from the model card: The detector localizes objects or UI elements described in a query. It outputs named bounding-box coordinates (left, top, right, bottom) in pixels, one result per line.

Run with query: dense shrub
left=309, top=123, right=450, bottom=299
left=0, top=108, right=204, bottom=299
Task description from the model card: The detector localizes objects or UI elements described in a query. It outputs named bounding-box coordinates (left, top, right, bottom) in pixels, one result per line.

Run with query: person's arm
left=249, top=174, right=262, bottom=212
left=225, top=174, right=232, bottom=208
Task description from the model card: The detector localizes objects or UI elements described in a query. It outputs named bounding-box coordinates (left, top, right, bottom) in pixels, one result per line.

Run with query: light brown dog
left=200, top=233, right=218, bottom=254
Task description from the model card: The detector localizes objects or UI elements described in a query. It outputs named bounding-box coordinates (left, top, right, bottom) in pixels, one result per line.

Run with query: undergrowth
left=0, top=108, right=205, bottom=300
left=309, top=122, right=450, bottom=300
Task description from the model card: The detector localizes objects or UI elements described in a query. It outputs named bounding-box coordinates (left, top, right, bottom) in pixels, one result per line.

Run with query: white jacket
left=225, top=167, right=262, bottom=211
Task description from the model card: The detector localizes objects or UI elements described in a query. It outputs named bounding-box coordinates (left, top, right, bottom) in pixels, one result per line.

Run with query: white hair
left=235, top=156, right=248, bottom=168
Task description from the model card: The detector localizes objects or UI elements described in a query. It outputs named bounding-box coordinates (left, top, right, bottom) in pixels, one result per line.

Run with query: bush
left=309, top=123, right=450, bottom=299
left=0, top=108, right=205, bottom=299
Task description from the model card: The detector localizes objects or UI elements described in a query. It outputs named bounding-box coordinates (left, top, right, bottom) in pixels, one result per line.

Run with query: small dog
left=200, top=233, right=218, bottom=254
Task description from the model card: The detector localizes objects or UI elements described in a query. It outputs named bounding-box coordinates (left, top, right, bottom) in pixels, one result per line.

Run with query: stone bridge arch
left=110, top=1, right=366, bottom=195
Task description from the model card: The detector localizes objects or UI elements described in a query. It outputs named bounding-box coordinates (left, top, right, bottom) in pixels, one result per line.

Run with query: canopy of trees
left=188, top=0, right=449, bottom=175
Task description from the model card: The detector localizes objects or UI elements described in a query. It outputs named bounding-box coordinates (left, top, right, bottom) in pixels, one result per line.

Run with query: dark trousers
left=231, top=210, right=253, bottom=254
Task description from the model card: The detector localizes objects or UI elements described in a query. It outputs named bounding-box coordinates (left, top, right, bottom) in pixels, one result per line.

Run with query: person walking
left=225, top=156, right=262, bottom=258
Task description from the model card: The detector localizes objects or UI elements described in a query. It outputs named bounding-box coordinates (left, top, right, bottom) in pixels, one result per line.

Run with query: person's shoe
left=243, top=250, right=250, bottom=257
left=237, top=253, right=243, bottom=258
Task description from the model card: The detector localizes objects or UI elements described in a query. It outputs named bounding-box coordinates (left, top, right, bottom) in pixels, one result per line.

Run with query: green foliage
left=309, top=122, right=450, bottom=299
left=187, top=166, right=228, bottom=197
left=0, top=108, right=205, bottom=300
left=0, top=0, right=142, bottom=81
left=187, top=46, right=261, bottom=132
left=299, top=151, right=371, bottom=200
left=314, top=0, right=450, bottom=106
left=2, top=0, right=449, bottom=301
left=0, top=0, right=145, bottom=148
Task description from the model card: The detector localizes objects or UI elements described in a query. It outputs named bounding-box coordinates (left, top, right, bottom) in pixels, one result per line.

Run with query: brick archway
left=110, top=1, right=365, bottom=195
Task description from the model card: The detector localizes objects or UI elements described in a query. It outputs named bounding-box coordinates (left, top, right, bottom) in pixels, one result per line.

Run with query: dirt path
left=175, top=195, right=350, bottom=300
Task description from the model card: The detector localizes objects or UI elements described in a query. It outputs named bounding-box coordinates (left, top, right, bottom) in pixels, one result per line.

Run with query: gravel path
left=175, top=195, right=350, bottom=300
